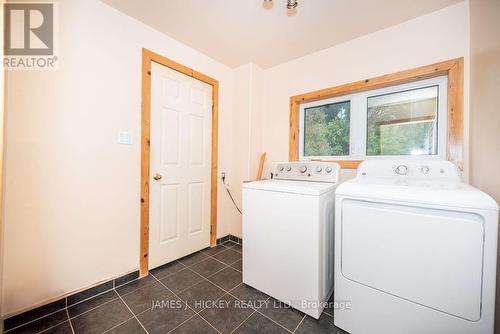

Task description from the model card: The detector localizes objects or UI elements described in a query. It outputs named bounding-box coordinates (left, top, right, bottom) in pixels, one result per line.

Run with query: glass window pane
left=366, top=86, right=438, bottom=156
left=304, top=101, right=350, bottom=156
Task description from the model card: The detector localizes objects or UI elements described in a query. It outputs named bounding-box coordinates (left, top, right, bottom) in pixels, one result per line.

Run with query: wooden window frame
left=140, top=48, right=219, bottom=277
left=289, top=58, right=464, bottom=169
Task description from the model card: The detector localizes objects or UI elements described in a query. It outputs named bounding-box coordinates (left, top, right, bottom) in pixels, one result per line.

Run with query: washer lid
left=242, top=179, right=337, bottom=196
left=336, top=178, right=499, bottom=211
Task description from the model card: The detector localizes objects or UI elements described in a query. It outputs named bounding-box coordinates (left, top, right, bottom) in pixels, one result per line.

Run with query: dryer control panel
left=357, top=160, right=462, bottom=181
left=274, top=162, right=340, bottom=183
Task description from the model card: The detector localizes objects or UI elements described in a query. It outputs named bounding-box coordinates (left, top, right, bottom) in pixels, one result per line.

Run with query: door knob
left=153, top=173, right=162, bottom=181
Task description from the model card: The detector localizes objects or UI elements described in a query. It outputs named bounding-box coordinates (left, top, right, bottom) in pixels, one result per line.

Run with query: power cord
left=222, top=173, right=242, bottom=214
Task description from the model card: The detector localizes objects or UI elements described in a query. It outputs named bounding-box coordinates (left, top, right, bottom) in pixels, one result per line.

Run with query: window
left=367, top=86, right=439, bottom=156
left=299, top=76, right=447, bottom=160
left=303, top=100, right=350, bottom=157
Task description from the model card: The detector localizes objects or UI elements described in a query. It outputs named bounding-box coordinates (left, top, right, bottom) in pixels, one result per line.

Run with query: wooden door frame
left=140, top=48, right=219, bottom=277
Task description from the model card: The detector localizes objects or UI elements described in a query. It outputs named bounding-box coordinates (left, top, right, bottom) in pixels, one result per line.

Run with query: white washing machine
left=242, top=161, right=340, bottom=319
left=334, top=160, right=499, bottom=334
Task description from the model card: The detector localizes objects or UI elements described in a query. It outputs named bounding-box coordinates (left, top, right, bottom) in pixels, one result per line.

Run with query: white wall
left=469, top=1, right=500, bottom=332
left=224, top=2, right=470, bottom=238
left=0, top=0, right=6, bottom=328
left=2, top=0, right=472, bottom=316
left=261, top=2, right=469, bottom=179
left=469, top=0, right=500, bottom=209
left=226, top=64, right=264, bottom=237
left=2, top=0, right=235, bottom=316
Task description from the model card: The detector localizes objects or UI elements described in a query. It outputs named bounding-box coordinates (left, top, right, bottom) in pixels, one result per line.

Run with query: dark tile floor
left=5, top=241, right=346, bottom=334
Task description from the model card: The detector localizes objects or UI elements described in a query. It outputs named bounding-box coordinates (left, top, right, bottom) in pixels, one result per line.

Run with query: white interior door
left=149, top=62, right=213, bottom=269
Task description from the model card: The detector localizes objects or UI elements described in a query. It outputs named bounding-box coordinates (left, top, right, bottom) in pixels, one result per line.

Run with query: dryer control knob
left=299, top=166, right=307, bottom=173
left=325, top=167, right=333, bottom=173
left=395, top=165, right=408, bottom=175
left=286, top=166, right=292, bottom=172
left=420, top=166, right=430, bottom=174
left=316, top=166, right=323, bottom=173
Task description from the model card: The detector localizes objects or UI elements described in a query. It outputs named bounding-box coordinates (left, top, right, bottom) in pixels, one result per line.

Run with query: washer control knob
left=395, top=165, right=408, bottom=175
left=279, top=166, right=284, bottom=172
left=299, top=166, right=307, bottom=173
left=420, top=166, right=430, bottom=174
left=286, top=166, right=292, bottom=172
left=325, top=167, right=333, bottom=173
left=316, top=166, right=323, bottom=173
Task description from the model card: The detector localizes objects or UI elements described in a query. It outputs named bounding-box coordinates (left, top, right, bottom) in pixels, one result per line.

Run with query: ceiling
left=100, top=0, right=462, bottom=69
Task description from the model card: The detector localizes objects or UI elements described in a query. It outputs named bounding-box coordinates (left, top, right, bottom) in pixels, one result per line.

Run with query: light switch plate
left=117, top=131, right=132, bottom=145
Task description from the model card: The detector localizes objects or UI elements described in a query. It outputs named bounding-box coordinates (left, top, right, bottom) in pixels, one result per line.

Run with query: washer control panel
left=274, top=162, right=340, bottom=183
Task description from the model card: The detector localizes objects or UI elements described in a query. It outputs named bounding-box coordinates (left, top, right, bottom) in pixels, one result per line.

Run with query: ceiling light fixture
left=287, top=0, right=298, bottom=9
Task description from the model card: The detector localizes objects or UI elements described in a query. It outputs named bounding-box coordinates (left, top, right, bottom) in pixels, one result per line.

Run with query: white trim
left=298, top=76, right=448, bottom=161
left=299, top=94, right=356, bottom=160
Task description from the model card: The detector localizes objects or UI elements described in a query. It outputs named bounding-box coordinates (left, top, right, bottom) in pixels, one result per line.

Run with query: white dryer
left=242, top=161, right=340, bottom=319
left=334, top=160, right=498, bottom=334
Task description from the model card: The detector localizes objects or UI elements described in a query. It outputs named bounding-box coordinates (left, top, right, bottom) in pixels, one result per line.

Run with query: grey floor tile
left=217, top=237, right=230, bottom=245
left=177, top=251, right=209, bottom=267
left=4, top=299, right=66, bottom=331
left=136, top=300, right=194, bottom=334
left=231, top=260, right=242, bottom=271
left=258, top=297, right=304, bottom=331
left=149, top=261, right=185, bottom=280
left=71, top=299, right=132, bottom=334
left=8, top=264, right=334, bottom=334
left=67, top=281, right=113, bottom=306
left=233, top=312, right=289, bottom=334
left=170, top=315, right=218, bottom=334
left=230, top=284, right=269, bottom=308
left=231, top=244, right=242, bottom=253
left=295, top=313, right=347, bottom=334
left=199, top=294, right=253, bottom=334
left=160, top=268, right=204, bottom=294
left=115, top=275, right=157, bottom=296
left=207, top=267, right=242, bottom=291
left=105, top=318, right=146, bottom=334
left=177, top=280, right=226, bottom=311
left=42, top=321, right=73, bottom=334
left=323, top=293, right=335, bottom=317
left=114, top=271, right=140, bottom=288
left=213, top=249, right=241, bottom=265
left=68, top=290, right=119, bottom=318
left=8, top=310, right=68, bottom=334
left=189, top=258, right=227, bottom=278
left=222, top=241, right=238, bottom=249
left=201, top=245, right=228, bottom=256
left=122, top=282, right=174, bottom=315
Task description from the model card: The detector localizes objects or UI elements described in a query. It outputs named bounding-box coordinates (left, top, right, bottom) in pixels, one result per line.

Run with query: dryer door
left=340, top=199, right=484, bottom=321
